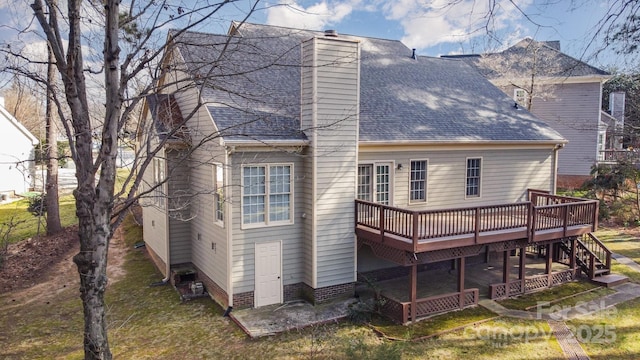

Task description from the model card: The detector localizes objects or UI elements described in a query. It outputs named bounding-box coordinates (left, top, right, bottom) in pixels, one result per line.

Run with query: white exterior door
left=254, top=241, right=282, bottom=307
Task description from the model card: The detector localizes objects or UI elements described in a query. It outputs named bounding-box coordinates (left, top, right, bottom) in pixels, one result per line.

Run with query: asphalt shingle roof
left=169, top=24, right=565, bottom=144
left=447, top=38, right=609, bottom=79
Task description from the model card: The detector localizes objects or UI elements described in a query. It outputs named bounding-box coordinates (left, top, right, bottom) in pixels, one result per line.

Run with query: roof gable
left=0, top=105, right=38, bottom=145
left=460, top=38, right=609, bottom=80
left=169, top=23, right=565, bottom=145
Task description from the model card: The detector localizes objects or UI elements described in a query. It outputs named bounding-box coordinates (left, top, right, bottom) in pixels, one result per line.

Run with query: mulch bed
left=0, top=225, right=78, bottom=293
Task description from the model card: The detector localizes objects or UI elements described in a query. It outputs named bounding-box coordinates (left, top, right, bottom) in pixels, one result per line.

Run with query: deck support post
left=546, top=243, right=553, bottom=286
left=569, top=237, right=577, bottom=277
left=518, top=246, right=526, bottom=291
left=458, top=257, right=465, bottom=308
left=410, top=264, right=417, bottom=323
left=503, top=250, right=510, bottom=292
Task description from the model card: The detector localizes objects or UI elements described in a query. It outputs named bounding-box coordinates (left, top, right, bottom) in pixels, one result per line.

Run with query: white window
left=213, top=164, right=224, bottom=224
left=410, top=160, right=427, bottom=202
left=466, top=158, right=481, bottom=198
left=153, top=157, right=165, bottom=207
left=357, top=162, right=392, bottom=205
left=514, top=88, right=527, bottom=107
left=242, top=164, right=292, bottom=227
left=357, top=164, right=372, bottom=202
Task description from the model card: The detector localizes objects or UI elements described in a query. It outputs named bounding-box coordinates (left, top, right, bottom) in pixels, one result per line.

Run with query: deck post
left=379, top=204, right=385, bottom=243
left=503, top=250, right=510, bottom=292
left=546, top=243, right=553, bottom=286
left=527, top=202, right=533, bottom=242
left=458, top=257, right=466, bottom=308
left=518, top=247, right=525, bottom=291
left=474, top=207, right=481, bottom=243
left=410, top=264, right=417, bottom=323
left=570, top=237, right=577, bottom=277
left=412, top=211, right=419, bottom=252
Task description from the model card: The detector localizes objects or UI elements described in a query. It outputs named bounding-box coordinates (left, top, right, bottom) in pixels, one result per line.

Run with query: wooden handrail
left=355, top=194, right=597, bottom=247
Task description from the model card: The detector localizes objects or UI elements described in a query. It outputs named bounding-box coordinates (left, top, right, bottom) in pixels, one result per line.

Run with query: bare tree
left=0, top=1, right=267, bottom=358
left=2, top=78, right=45, bottom=139
left=475, top=39, right=563, bottom=111
left=44, top=2, right=62, bottom=235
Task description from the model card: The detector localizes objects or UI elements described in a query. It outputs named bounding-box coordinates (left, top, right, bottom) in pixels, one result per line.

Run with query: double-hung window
left=153, top=157, right=165, bottom=208
left=242, top=164, right=292, bottom=227
left=213, top=164, right=224, bottom=224
left=466, top=158, right=481, bottom=198
left=409, top=160, right=427, bottom=202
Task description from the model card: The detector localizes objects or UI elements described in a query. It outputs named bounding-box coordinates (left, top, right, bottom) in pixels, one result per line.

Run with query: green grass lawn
left=498, top=281, right=614, bottom=311
left=595, top=227, right=640, bottom=282
left=0, top=195, right=77, bottom=243
left=4, top=208, right=640, bottom=358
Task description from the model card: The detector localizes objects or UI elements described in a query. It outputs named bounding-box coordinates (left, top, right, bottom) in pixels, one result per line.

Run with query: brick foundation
left=301, top=282, right=355, bottom=304
left=145, top=245, right=168, bottom=277
left=191, top=264, right=229, bottom=309
left=557, top=175, right=591, bottom=190
left=284, top=283, right=304, bottom=302
left=233, top=291, right=254, bottom=309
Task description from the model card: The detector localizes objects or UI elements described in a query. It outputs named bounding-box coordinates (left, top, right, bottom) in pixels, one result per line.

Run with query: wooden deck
left=356, top=190, right=598, bottom=254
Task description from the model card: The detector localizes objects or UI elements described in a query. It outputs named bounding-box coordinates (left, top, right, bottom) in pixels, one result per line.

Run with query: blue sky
left=0, top=0, right=629, bottom=72
left=242, top=0, right=626, bottom=70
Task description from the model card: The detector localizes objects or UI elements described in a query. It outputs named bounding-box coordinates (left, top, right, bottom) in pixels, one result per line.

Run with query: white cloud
left=266, top=0, right=356, bottom=30
left=379, top=0, right=533, bottom=50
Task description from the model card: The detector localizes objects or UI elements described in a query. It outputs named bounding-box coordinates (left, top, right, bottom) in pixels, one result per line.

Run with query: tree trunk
left=45, top=36, right=62, bottom=236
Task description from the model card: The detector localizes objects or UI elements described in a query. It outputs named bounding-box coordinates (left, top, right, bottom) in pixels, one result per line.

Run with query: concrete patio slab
left=229, top=297, right=358, bottom=338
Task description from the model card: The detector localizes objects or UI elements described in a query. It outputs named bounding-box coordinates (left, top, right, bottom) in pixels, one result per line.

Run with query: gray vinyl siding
left=229, top=151, right=305, bottom=294
left=359, top=147, right=554, bottom=210
left=302, top=37, right=360, bottom=288
left=165, top=60, right=230, bottom=291
left=300, top=41, right=315, bottom=287
left=504, top=82, right=602, bottom=176
left=141, top=153, right=168, bottom=267
left=166, top=149, right=191, bottom=264
left=300, top=148, right=314, bottom=286
left=186, top=111, right=229, bottom=293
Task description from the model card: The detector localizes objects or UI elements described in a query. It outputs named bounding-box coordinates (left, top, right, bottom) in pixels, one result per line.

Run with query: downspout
left=310, top=39, right=319, bottom=289
left=225, top=146, right=234, bottom=309
left=352, top=43, right=361, bottom=283
left=163, top=150, right=171, bottom=282
left=552, top=144, right=564, bottom=194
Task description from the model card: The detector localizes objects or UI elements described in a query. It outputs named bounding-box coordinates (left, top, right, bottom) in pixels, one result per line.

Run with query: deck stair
left=559, top=233, right=612, bottom=279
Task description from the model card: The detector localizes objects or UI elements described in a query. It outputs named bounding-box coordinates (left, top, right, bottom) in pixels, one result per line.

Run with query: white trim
left=408, top=158, right=428, bottom=204
left=464, top=156, right=483, bottom=199
left=212, top=163, right=224, bottom=228
left=357, top=160, right=395, bottom=206
left=225, top=152, right=233, bottom=307
left=358, top=140, right=567, bottom=148
left=310, top=39, right=319, bottom=289
left=240, top=163, right=295, bottom=230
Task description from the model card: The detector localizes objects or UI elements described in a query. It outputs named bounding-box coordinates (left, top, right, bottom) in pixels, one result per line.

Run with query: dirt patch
left=0, top=224, right=128, bottom=308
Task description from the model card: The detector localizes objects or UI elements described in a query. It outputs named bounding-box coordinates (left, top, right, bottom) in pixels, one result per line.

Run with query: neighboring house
left=444, top=39, right=611, bottom=188
left=0, top=97, right=38, bottom=198
left=140, top=23, right=608, bottom=324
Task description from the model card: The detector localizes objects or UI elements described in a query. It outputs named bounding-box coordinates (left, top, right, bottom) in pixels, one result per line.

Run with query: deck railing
left=489, top=269, right=574, bottom=299
left=599, top=149, right=640, bottom=163
left=380, top=288, right=479, bottom=324
left=356, top=190, right=598, bottom=251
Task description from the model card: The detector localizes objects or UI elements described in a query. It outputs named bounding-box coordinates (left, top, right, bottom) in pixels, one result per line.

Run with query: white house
left=0, top=97, right=38, bottom=198
left=139, top=23, right=608, bottom=324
